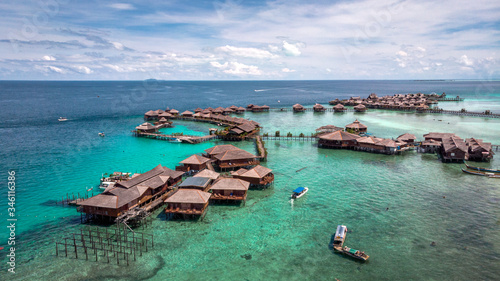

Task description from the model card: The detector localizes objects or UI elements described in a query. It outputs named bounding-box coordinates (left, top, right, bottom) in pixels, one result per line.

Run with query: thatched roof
left=145, top=110, right=157, bottom=116
left=214, top=149, right=257, bottom=161
left=169, top=109, right=179, bottom=114
left=230, top=168, right=248, bottom=176
left=194, top=107, right=203, bottom=112
left=423, top=132, right=458, bottom=141
left=180, top=154, right=211, bottom=165
left=313, top=104, right=325, bottom=109
left=236, top=122, right=256, bottom=133
left=159, top=112, right=172, bottom=118
left=236, top=107, right=246, bottom=111
left=345, top=119, right=367, bottom=129
left=193, top=169, right=220, bottom=180
left=261, top=105, right=270, bottom=109
left=333, top=104, right=345, bottom=109
left=181, top=110, right=194, bottom=116
left=239, top=165, right=272, bottom=179
left=466, top=138, right=492, bottom=153
left=164, top=189, right=211, bottom=204
left=117, top=164, right=167, bottom=189
left=210, top=178, right=250, bottom=191
left=319, top=130, right=360, bottom=141
left=135, top=122, right=155, bottom=130
left=397, top=133, right=417, bottom=142
left=293, top=103, right=304, bottom=109
left=205, top=144, right=240, bottom=156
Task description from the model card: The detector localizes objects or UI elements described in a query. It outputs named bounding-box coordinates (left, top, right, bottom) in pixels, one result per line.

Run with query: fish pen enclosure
left=55, top=225, right=154, bottom=266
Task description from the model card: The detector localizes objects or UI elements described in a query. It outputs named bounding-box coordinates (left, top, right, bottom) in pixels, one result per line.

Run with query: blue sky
left=0, top=0, right=499, bottom=80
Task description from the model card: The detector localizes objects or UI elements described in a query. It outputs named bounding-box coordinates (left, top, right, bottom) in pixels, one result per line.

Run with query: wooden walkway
left=135, top=132, right=219, bottom=144
left=261, top=136, right=317, bottom=141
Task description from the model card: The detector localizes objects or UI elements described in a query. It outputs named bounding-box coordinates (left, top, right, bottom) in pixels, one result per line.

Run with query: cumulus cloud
left=43, top=55, right=56, bottom=61
left=282, top=41, right=302, bottom=56
left=214, top=45, right=278, bottom=59
left=459, top=55, right=474, bottom=66
left=75, top=66, right=93, bottom=74
left=211, top=61, right=262, bottom=75
left=48, top=66, right=64, bottom=73
left=281, top=68, right=295, bottom=73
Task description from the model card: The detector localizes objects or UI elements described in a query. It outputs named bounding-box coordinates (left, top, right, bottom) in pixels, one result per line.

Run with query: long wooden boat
left=464, top=163, right=500, bottom=173
left=461, top=168, right=500, bottom=178
left=335, top=246, right=369, bottom=261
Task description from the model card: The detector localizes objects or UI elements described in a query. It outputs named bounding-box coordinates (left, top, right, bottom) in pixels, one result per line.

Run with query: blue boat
left=291, top=186, right=308, bottom=199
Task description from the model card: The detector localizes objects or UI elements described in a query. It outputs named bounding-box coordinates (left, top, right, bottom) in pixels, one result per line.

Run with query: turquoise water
left=0, top=81, right=499, bottom=280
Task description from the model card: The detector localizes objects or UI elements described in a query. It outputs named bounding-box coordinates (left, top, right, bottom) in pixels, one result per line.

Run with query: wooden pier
left=55, top=226, right=154, bottom=266
left=261, top=135, right=318, bottom=141
left=135, top=132, right=219, bottom=144
left=255, top=136, right=267, bottom=161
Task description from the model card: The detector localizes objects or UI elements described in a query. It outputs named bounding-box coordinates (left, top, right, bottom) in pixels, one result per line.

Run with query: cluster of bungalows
left=142, top=107, right=261, bottom=140
left=317, top=120, right=409, bottom=155
left=421, top=133, right=494, bottom=162
left=246, top=104, right=270, bottom=112
left=77, top=165, right=184, bottom=222
left=165, top=144, right=274, bottom=219
left=329, top=93, right=435, bottom=111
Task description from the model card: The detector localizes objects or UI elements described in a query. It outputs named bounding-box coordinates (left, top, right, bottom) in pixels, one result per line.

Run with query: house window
left=451, top=153, right=455, bottom=156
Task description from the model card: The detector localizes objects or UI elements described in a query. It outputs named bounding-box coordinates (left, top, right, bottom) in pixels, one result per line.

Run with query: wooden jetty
left=55, top=226, right=154, bottom=266
left=135, top=132, right=219, bottom=144
left=261, top=135, right=317, bottom=141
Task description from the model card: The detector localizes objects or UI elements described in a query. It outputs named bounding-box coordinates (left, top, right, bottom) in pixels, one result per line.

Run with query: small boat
left=291, top=187, right=308, bottom=199
left=465, top=163, right=500, bottom=173
left=58, top=117, right=68, bottom=122
left=99, top=181, right=115, bottom=190
left=169, top=138, right=182, bottom=143
left=332, top=225, right=348, bottom=249
left=336, top=246, right=370, bottom=261
left=462, top=168, right=500, bottom=178
left=98, top=132, right=105, bottom=137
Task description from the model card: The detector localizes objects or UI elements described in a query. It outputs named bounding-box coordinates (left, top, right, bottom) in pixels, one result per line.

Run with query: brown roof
left=136, top=122, right=155, bottom=130
left=117, top=164, right=168, bottom=189
left=239, top=165, right=272, bottom=178
left=236, top=122, right=256, bottom=133
left=423, top=132, right=458, bottom=141
left=316, top=125, right=343, bottom=132
left=164, top=189, right=211, bottom=204
left=237, top=107, right=246, bottom=111
left=214, top=149, right=257, bottom=161
left=169, top=109, right=179, bottom=114
left=180, top=154, right=211, bottom=165
left=293, top=103, right=304, bottom=109
left=313, top=104, right=325, bottom=109
left=442, top=136, right=468, bottom=153
left=194, top=107, right=203, bottom=112
left=205, top=144, right=240, bottom=156
left=333, top=104, right=345, bottom=109
left=319, top=130, right=360, bottom=141
left=397, top=133, right=417, bottom=142
left=230, top=168, right=248, bottom=176
left=181, top=110, right=194, bottom=116
left=346, top=119, right=367, bottom=129
left=193, top=169, right=220, bottom=180
left=261, top=105, right=270, bottom=109
left=210, top=178, right=250, bottom=191
left=466, top=138, right=492, bottom=152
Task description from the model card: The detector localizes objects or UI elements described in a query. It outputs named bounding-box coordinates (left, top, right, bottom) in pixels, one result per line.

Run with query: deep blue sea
left=0, top=80, right=499, bottom=280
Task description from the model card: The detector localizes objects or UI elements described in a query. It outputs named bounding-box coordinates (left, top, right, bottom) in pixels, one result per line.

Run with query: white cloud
left=112, top=42, right=124, bottom=51
left=459, top=55, right=474, bottom=66
left=42, top=55, right=56, bottom=61
left=215, top=45, right=278, bottom=59
left=211, top=61, right=262, bottom=75
left=108, top=3, right=135, bottom=10
left=75, top=66, right=93, bottom=74
left=282, top=41, right=302, bottom=56
left=48, top=66, right=64, bottom=73
left=282, top=68, right=295, bottom=73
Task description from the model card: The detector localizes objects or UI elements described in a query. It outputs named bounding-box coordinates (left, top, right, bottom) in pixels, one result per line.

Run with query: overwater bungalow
left=194, top=107, right=203, bottom=113
left=354, top=104, right=367, bottom=112
left=210, top=178, right=249, bottom=202
left=232, top=165, right=274, bottom=188
left=235, top=106, right=246, bottom=114
left=423, top=132, right=459, bottom=142
left=164, top=189, right=211, bottom=218
left=442, top=136, right=469, bottom=162
left=169, top=109, right=179, bottom=116
left=159, top=111, right=173, bottom=119
left=293, top=103, right=305, bottom=112
left=181, top=110, right=194, bottom=117
left=144, top=110, right=158, bottom=121
left=345, top=119, right=367, bottom=134
left=222, top=107, right=233, bottom=115
left=329, top=98, right=341, bottom=105
left=78, top=164, right=178, bottom=221
left=247, top=104, right=255, bottom=109
left=213, top=149, right=259, bottom=170
left=356, top=136, right=397, bottom=154
left=204, top=144, right=241, bottom=158
left=313, top=103, right=326, bottom=112
left=194, top=169, right=221, bottom=180
left=420, top=139, right=442, bottom=153
left=213, top=108, right=223, bottom=114
left=261, top=105, right=270, bottom=111
left=135, top=122, right=157, bottom=133
left=178, top=176, right=212, bottom=190
left=318, top=130, right=360, bottom=149
left=158, top=117, right=168, bottom=124
left=229, top=105, right=239, bottom=110
left=466, top=138, right=493, bottom=161
left=397, top=133, right=417, bottom=144
left=176, top=154, right=212, bottom=172
left=333, top=103, right=346, bottom=112
left=226, top=122, right=258, bottom=139
left=251, top=105, right=263, bottom=112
